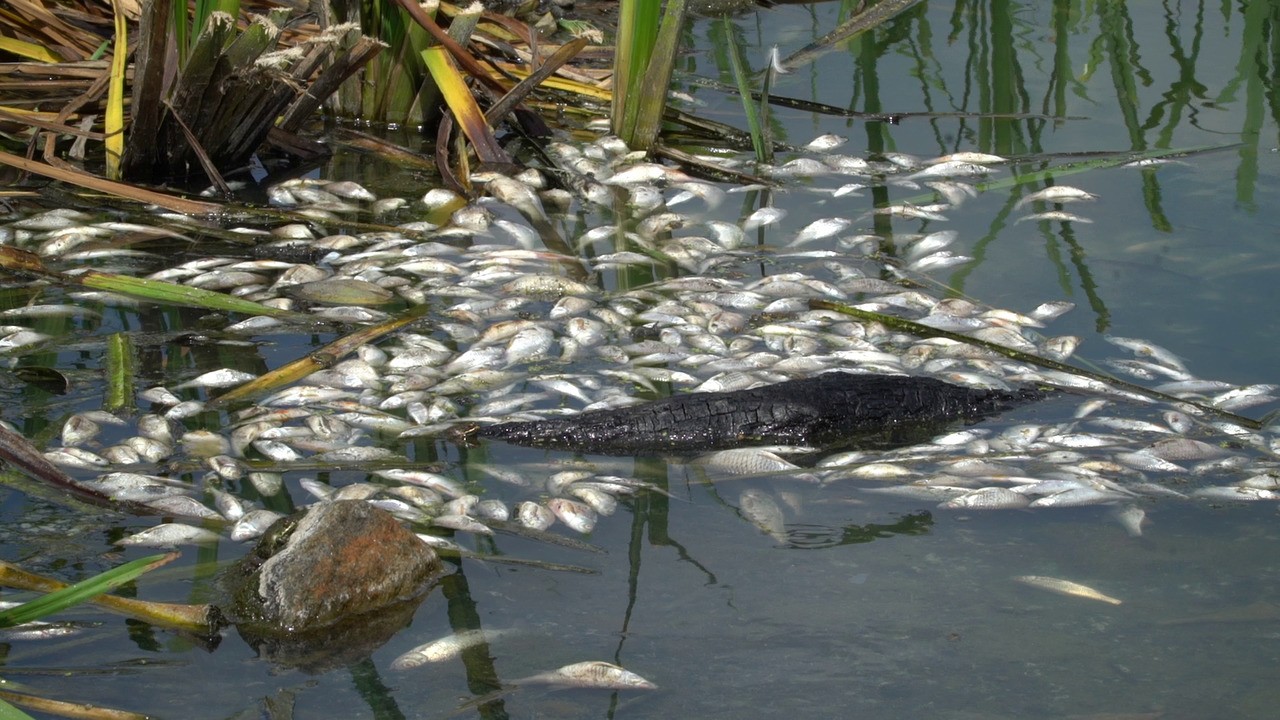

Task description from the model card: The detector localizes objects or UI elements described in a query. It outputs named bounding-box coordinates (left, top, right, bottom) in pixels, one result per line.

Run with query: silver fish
left=230, top=509, right=285, bottom=542
left=940, top=487, right=1031, bottom=510
left=391, top=629, right=507, bottom=670
left=517, top=500, right=555, bottom=531
left=1013, top=575, right=1122, bottom=605
left=546, top=498, right=597, bottom=533
left=738, top=489, right=787, bottom=543
left=116, top=523, right=221, bottom=548
left=515, top=661, right=657, bottom=690
left=1111, top=504, right=1147, bottom=537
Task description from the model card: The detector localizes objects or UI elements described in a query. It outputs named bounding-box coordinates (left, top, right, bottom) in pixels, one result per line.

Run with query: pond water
left=2, top=1, right=1280, bottom=719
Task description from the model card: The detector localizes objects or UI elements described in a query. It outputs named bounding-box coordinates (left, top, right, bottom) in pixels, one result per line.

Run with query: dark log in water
left=479, top=372, right=1044, bottom=454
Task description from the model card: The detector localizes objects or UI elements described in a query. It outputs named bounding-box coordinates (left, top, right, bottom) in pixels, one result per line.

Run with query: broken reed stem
left=809, top=299, right=1264, bottom=430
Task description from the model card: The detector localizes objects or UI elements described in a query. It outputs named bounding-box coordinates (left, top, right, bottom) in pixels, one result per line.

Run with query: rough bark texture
left=479, top=372, right=1043, bottom=454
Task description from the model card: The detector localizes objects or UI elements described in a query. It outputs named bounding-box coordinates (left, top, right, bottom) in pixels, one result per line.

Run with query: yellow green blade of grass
left=612, top=0, right=659, bottom=140
left=421, top=45, right=509, bottom=165
left=0, top=554, right=219, bottom=635
left=103, top=332, right=135, bottom=413
left=625, top=0, right=688, bottom=152
left=78, top=271, right=308, bottom=319
left=105, top=0, right=127, bottom=180
left=0, top=554, right=174, bottom=628
left=0, top=35, right=62, bottom=63
left=722, top=18, right=769, bottom=165
left=0, top=696, right=36, bottom=720
left=210, top=301, right=432, bottom=407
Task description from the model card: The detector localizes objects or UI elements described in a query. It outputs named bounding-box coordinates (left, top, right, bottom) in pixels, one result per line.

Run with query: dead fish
left=230, top=509, right=285, bottom=542
left=1015, top=185, right=1097, bottom=208
left=694, top=448, right=803, bottom=477
left=1191, top=486, right=1279, bottom=501
left=939, top=487, right=1031, bottom=510
left=792, top=218, right=851, bottom=246
left=61, top=415, right=101, bottom=447
left=1016, top=211, right=1092, bottom=224
left=517, top=500, right=556, bottom=531
left=804, top=134, right=846, bottom=152
left=432, top=514, right=493, bottom=535
left=1110, top=505, right=1147, bottom=537
left=738, top=489, right=787, bottom=543
left=1013, top=575, right=1122, bottom=605
left=1103, top=335, right=1190, bottom=374
left=391, top=629, right=506, bottom=670
left=546, top=498, right=597, bottom=533
left=514, top=660, right=657, bottom=690
left=375, top=469, right=465, bottom=498
left=116, top=523, right=221, bottom=548
left=742, top=206, right=788, bottom=230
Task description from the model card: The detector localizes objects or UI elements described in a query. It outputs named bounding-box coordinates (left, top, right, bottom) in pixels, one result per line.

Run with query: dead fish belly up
left=477, top=372, right=1043, bottom=454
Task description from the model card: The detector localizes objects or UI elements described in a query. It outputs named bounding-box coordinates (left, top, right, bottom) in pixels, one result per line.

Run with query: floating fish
left=391, top=629, right=507, bottom=670
left=1014, top=575, right=1122, bottom=605
left=514, top=661, right=657, bottom=690
left=116, top=523, right=221, bottom=548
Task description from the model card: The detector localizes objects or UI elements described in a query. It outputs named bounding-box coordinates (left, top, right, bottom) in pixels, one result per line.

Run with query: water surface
left=3, top=2, right=1280, bottom=719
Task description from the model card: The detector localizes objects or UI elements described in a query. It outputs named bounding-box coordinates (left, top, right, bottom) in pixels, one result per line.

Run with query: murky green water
left=2, top=1, right=1280, bottom=719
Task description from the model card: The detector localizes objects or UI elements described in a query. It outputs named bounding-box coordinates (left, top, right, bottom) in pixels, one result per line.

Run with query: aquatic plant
left=612, top=0, right=689, bottom=151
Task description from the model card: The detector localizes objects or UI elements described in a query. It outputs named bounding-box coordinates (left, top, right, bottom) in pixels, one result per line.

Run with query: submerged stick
left=0, top=687, right=148, bottom=720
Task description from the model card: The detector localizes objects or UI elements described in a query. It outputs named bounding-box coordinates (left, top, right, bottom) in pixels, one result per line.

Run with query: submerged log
left=479, top=372, right=1045, bottom=454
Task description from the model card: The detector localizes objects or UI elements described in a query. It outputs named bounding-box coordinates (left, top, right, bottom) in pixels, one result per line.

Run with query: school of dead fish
left=0, top=131, right=1274, bottom=656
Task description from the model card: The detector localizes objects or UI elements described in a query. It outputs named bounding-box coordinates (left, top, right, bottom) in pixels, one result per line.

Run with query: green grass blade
left=722, top=19, right=767, bottom=164
left=0, top=698, right=35, bottom=720
left=613, top=0, right=661, bottom=140
left=103, top=332, right=134, bottom=413
left=77, top=271, right=307, bottom=319
left=629, top=0, right=688, bottom=151
left=0, top=554, right=173, bottom=628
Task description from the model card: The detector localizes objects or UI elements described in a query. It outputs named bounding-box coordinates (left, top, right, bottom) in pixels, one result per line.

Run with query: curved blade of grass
left=490, top=62, right=611, bottom=101
left=209, top=301, right=432, bottom=407
left=809, top=298, right=1262, bottom=429
left=722, top=19, right=767, bottom=164
left=422, top=45, right=509, bottom=165
left=0, top=554, right=173, bottom=627
left=0, top=555, right=218, bottom=635
left=104, top=0, right=127, bottom=180
left=779, top=0, right=925, bottom=72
